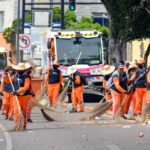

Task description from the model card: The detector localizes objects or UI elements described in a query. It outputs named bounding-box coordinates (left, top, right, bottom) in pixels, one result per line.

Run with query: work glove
left=11, top=91, right=18, bottom=96
left=44, top=83, right=48, bottom=87
left=69, top=77, right=74, bottom=82
left=0, top=91, right=3, bottom=96
left=31, top=91, right=35, bottom=97
left=130, top=80, right=135, bottom=85
left=62, top=82, right=65, bottom=87
left=124, top=91, right=129, bottom=95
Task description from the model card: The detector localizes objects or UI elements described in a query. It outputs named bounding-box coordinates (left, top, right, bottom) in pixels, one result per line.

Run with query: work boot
left=27, top=119, right=33, bottom=123
left=23, top=126, right=26, bottom=130
left=135, top=115, right=142, bottom=122
left=79, top=110, right=84, bottom=113
left=144, top=119, right=150, bottom=124
left=9, top=118, right=14, bottom=121
left=5, top=116, right=8, bottom=120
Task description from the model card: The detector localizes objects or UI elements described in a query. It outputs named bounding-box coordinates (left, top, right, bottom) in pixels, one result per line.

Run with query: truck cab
left=46, top=29, right=105, bottom=96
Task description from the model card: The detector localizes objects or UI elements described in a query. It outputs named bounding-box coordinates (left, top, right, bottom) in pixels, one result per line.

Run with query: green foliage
left=108, top=0, right=150, bottom=41
left=53, top=6, right=61, bottom=22
left=64, top=10, right=76, bottom=28
left=25, top=10, right=31, bottom=22
left=3, top=11, right=32, bottom=43
left=3, top=19, right=22, bottom=43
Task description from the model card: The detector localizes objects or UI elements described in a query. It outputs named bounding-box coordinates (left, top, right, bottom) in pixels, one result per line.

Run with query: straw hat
left=25, top=63, right=32, bottom=69
left=101, top=65, right=115, bottom=75
left=4, top=65, right=13, bottom=71
left=67, top=66, right=77, bottom=75
left=128, top=64, right=138, bottom=73
left=12, top=63, right=27, bottom=71
left=52, top=60, right=59, bottom=66
left=137, top=59, right=145, bottom=64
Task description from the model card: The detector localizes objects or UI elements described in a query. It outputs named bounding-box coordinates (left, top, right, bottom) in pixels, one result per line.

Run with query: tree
left=101, top=0, right=150, bottom=62
left=3, top=12, right=31, bottom=43
left=64, top=10, right=77, bottom=28
left=53, top=6, right=61, bottom=22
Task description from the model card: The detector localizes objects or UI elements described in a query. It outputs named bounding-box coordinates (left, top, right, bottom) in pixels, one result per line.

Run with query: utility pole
left=16, top=0, right=20, bottom=64
left=22, top=0, right=25, bottom=33
left=61, top=0, right=64, bottom=29
left=50, top=0, right=53, bottom=27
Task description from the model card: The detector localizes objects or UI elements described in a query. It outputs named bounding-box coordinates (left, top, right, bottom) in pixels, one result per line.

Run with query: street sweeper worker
left=11, top=63, right=31, bottom=130
left=67, top=66, right=84, bottom=112
left=44, top=60, right=64, bottom=107
left=25, top=63, right=34, bottom=123
left=124, top=64, right=138, bottom=117
left=102, top=65, right=115, bottom=113
left=144, top=68, right=150, bottom=123
left=48, top=38, right=55, bottom=59
left=110, top=63, right=129, bottom=119
left=129, top=59, right=148, bottom=118
left=1, top=65, right=14, bottom=120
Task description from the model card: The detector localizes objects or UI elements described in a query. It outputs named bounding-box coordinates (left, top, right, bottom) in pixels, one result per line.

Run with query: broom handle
left=120, top=71, right=147, bottom=107
left=99, top=82, right=114, bottom=103
left=7, top=73, right=21, bottom=112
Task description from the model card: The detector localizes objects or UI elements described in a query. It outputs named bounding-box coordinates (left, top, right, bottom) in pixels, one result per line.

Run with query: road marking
left=0, top=125, right=12, bottom=150
left=106, top=143, right=120, bottom=150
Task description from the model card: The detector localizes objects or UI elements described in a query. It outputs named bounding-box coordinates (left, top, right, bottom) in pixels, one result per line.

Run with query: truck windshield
left=0, top=53, right=7, bottom=70
left=56, top=37, right=102, bottom=66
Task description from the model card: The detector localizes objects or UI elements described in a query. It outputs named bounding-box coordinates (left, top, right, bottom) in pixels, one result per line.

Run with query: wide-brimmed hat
left=137, top=59, right=145, bottom=64
left=67, top=66, right=77, bottom=75
left=12, top=63, right=27, bottom=71
left=4, top=65, right=13, bottom=71
left=25, top=63, right=32, bottom=69
left=101, top=65, right=115, bottom=75
left=128, top=64, right=138, bottom=73
left=52, top=60, right=59, bottom=66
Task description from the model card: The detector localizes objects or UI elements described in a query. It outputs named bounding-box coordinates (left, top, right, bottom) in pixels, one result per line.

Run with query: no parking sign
left=19, top=34, right=31, bottom=50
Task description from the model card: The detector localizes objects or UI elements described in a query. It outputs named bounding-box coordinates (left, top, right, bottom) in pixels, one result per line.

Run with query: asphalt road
left=0, top=106, right=150, bottom=150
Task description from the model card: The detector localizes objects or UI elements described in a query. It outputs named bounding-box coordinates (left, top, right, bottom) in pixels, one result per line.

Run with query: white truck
left=44, top=29, right=105, bottom=98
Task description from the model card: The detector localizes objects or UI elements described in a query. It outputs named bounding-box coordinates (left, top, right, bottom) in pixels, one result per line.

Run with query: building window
left=92, top=12, right=109, bottom=26
left=0, top=11, right=4, bottom=31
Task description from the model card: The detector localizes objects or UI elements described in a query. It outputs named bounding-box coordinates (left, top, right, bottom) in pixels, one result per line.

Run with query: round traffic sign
left=19, top=35, right=30, bottom=49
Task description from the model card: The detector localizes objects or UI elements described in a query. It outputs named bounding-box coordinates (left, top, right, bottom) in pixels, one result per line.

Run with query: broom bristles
left=56, top=80, right=70, bottom=104
left=32, top=100, right=61, bottom=113
left=141, top=103, right=150, bottom=122
left=88, top=102, right=109, bottom=114
left=41, top=109, right=55, bottom=121
left=89, top=101, right=113, bottom=119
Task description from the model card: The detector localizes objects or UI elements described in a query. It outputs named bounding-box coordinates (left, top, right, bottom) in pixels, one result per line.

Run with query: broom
left=7, top=73, right=24, bottom=131
left=116, top=71, right=148, bottom=120
left=40, top=109, right=55, bottom=121
left=88, top=100, right=113, bottom=119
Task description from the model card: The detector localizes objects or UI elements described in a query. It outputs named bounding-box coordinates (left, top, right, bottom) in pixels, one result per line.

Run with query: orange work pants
left=111, top=90, right=126, bottom=119
left=71, top=85, right=84, bottom=111
left=3, top=91, right=13, bottom=118
left=125, top=92, right=136, bottom=114
left=27, top=96, right=32, bottom=120
left=135, top=88, right=146, bottom=115
left=146, top=91, right=150, bottom=119
left=13, top=95, right=30, bottom=127
left=106, top=93, right=112, bottom=111
left=48, top=83, right=60, bottom=107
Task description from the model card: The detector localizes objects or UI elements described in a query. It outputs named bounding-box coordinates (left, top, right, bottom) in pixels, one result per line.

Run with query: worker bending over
left=67, top=66, right=84, bottom=112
